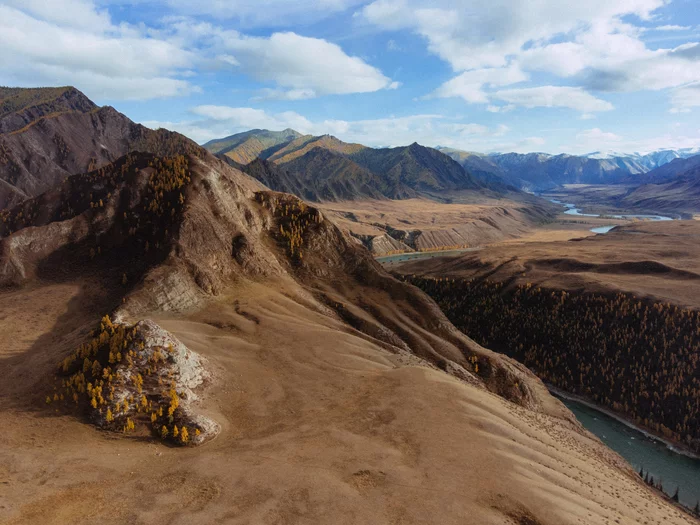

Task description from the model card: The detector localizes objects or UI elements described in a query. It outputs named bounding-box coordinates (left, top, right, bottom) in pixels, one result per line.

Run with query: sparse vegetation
left=255, top=192, right=323, bottom=264
left=50, top=315, right=203, bottom=446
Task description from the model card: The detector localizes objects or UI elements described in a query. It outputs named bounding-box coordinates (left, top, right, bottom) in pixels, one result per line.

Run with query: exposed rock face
left=0, top=86, right=195, bottom=209
left=56, top=315, right=218, bottom=445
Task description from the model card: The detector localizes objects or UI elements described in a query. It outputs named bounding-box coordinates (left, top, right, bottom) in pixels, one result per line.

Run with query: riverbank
left=555, top=388, right=700, bottom=516
left=549, top=386, right=700, bottom=461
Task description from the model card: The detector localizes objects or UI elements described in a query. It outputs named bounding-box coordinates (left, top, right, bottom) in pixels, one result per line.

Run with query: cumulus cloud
left=0, top=4, right=196, bottom=100
left=361, top=0, right=665, bottom=71
left=362, top=0, right=700, bottom=112
left=431, top=66, right=528, bottom=103
left=3, top=0, right=111, bottom=31
left=218, top=31, right=396, bottom=97
left=493, top=87, right=614, bottom=113
left=0, top=2, right=395, bottom=102
left=526, top=29, right=700, bottom=93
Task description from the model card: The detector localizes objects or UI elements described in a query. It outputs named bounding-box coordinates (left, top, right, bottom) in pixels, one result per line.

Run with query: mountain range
left=206, top=128, right=700, bottom=199
left=618, top=154, right=700, bottom=214
left=206, top=130, right=513, bottom=202
left=437, top=146, right=700, bottom=191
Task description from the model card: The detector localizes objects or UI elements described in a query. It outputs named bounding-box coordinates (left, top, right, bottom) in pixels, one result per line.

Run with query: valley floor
left=0, top=276, right=695, bottom=525
left=319, top=195, right=557, bottom=255
left=392, top=220, right=700, bottom=309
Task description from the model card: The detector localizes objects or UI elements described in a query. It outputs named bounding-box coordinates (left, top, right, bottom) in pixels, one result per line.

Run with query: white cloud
left=431, top=66, right=527, bottom=103
left=576, top=128, right=623, bottom=142
left=191, top=105, right=315, bottom=133
left=153, top=0, right=367, bottom=27
left=218, top=31, right=396, bottom=96
left=3, top=0, right=111, bottom=31
left=0, top=4, right=196, bottom=100
left=361, top=0, right=665, bottom=71
left=0, top=3, right=395, bottom=102
left=387, top=39, right=401, bottom=51
left=558, top=128, right=700, bottom=154
left=486, top=104, right=515, bottom=113
left=362, top=0, right=700, bottom=112
left=525, top=31, right=700, bottom=93
left=493, top=87, right=614, bottom=112
left=144, top=105, right=700, bottom=155
left=252, top=88, right=317, bottom=101
left=646, top=25, right=692, bottom=32
left=670, top=82, right=700, bottom=112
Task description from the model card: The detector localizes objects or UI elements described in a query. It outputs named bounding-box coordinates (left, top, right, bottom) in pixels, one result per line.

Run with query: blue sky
left=1, top=0, right=700, bottom=154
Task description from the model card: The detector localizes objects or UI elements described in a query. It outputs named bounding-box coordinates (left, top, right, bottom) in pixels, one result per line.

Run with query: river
left=548, top=199, right=675, bottom=234
left=557, top=395, right=700, bottom=508
left=375, top=247, right=480, bottom=264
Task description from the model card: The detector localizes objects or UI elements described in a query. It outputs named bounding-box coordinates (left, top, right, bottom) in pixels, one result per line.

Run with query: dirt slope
left=321, top=196, right=556, bottom=255
left=0, top=150, right=695, bottom=524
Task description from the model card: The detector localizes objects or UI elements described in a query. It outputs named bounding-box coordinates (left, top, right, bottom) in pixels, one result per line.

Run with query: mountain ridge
left=210, top=129, right=512, bottom=202
left=439, top=146, right=700, bottom=191
left=0, top=86, right=196, bottom=210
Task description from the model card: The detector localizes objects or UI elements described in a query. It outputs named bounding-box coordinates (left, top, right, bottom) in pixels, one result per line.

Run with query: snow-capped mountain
left=439, top=147, right=700, bottom=191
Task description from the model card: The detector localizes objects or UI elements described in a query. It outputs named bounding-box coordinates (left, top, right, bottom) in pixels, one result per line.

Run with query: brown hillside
left=394, top=220, right=700, bottom=308
left=0, top=149, right=695, bottom=524
left=0, top=87, right=194, bottom=209
left=267, top=134, right=367, bottom=164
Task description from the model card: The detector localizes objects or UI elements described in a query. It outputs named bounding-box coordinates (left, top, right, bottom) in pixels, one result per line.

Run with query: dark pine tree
left=639, top=467, right=644, bottom=478
left=671, top=487, right=679, bottom=503
left=694, top=501, right=699, bottom=516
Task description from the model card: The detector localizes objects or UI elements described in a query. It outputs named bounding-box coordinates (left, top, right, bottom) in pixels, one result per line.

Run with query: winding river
left=557, top=395, right=700, bottom=509
left=549, top=199, right=675, bottom=234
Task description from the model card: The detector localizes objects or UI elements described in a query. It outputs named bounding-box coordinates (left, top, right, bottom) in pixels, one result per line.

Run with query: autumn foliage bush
left=47, top=314, right=201, bottom=445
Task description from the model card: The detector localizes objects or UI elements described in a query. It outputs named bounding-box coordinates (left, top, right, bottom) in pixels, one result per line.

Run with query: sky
left=1, top=0, right=700, bottom=154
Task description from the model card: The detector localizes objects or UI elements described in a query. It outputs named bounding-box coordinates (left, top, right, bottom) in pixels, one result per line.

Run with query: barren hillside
left=0, top=144, right=695, bottom=524
left=0, top=86, right=194, bottom=209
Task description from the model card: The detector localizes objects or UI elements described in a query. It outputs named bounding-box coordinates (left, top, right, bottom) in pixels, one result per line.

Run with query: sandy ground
left=392, top=220, right=700, bottom=311
left=1, top=277, right=695, bottom=525
left=320, top=197, right=640, bottom=253
left=319, top=197, right=522, bottom=237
